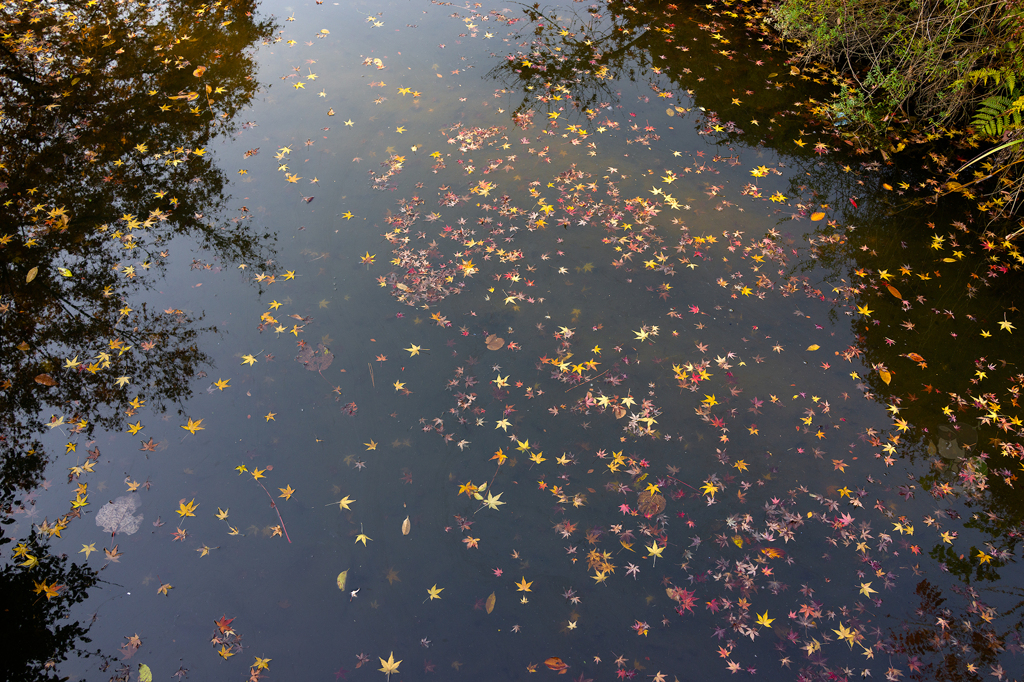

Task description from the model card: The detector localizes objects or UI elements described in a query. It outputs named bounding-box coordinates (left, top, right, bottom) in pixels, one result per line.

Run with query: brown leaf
left=637, top=490, right=665, bottom=517
left=296, top=342, right=334, bottom=373
left=485, top=334, right=504, bottom=351
left=485, top=591, right=495, bottom=614
left=544, top=658, right=568, bottom=674
left=34, top=373, right=57, bottom=386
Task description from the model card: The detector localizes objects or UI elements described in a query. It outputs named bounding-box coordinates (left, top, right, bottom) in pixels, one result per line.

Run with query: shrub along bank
left=714, top=0, right=1024, bottom=228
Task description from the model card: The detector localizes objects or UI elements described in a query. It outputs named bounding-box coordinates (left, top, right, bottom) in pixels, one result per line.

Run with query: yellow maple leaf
left=379, top=652, right=401, bottom=680
left=833, top=622, right=857, bottom=647
left=177, top=498, right=199, bottom=517
left=330, top=495, right=355, bottom=510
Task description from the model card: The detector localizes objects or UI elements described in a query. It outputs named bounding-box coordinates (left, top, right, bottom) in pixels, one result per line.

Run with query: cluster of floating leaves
left=381, top=198, right=467, bottom=307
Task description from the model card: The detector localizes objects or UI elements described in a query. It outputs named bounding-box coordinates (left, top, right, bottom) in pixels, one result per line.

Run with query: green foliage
left=769, top=0, right=1024, bottom=134
left=972, top=95, right=1023, bottom=138
left=960, top=67, right=1018, bottom=94
left=769, top=0, right=1024, bottom=223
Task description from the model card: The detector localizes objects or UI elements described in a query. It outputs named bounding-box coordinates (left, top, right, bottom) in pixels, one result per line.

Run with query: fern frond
left=972, top=95, right=1023, bottom=138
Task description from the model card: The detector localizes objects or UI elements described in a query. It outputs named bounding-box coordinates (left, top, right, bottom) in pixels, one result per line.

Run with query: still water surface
left=3, top=0, right=1024, bottom=681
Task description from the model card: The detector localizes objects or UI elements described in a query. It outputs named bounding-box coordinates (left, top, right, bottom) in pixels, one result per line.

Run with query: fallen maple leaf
left=378, top=652, right=401, bottom=680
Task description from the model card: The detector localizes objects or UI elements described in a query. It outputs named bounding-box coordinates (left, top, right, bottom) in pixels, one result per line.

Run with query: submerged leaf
left=637, top=490, right=665, bottom=517
left=296, top=342, right=334, bottom=373
left=96, top=494, right=143, bottom=535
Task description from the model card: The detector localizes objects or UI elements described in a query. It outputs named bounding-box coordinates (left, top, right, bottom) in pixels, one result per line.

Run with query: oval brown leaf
left=193, top=65, right=207, bottom=77
left=26, top=266, right=38, bottom=283
left=34, top=373, right=57, bottom=386
left=906, top=352, right=925, bottom=363
left=401, top=516, right=411, bottom=536
left=809, top=212, right=826, bottom=221
left=879, top=370, right=892, bottom=385
left=485, top=592, right=495, bottom=614
left=886, top=285, right=902, bottom=299
left=485, top=334, right=504, bottom=351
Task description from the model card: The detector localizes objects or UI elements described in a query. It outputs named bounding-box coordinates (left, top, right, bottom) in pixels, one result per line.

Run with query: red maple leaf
left=214, top=615, right=235, bottom=634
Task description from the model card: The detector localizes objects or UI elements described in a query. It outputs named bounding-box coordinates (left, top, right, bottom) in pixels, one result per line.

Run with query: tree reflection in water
left=0, top=0, right=275, bottom=677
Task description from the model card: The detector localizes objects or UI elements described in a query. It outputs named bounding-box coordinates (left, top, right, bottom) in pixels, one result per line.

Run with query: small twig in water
left=253, top=479, right=291, bottom=543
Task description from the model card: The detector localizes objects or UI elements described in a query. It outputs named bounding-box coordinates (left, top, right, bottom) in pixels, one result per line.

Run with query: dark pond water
left=2, top=1, right=1023, bottom=681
